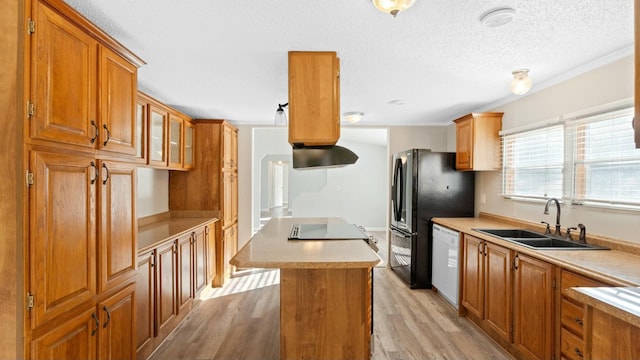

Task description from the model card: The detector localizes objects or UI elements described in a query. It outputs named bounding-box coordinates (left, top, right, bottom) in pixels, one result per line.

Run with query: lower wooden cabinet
left=461, top=234, right=556, bottom=360
left=135, top=222, right=215, bottom=359
left=31, top=283, right=136, bottom=360
left=135, top=250, right=155, bottom=357
left=98, top=283, right=136, bottom=360
left=177, top=233, right=194, bottom=315
left=222, top=223, right=238, bottom=282
left=461, top=235, right=512, bottom=343
left=512, top=253, right=555, bottom=360
left=558, top=270, right=608, bottom=360
left=30, top=308, right=97, bottom=360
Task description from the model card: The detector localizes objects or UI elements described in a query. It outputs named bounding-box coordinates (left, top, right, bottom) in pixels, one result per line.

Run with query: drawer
left=561, top=328, right=587, bottom=360
left=561, top=298, right=585, bottom=337
left=561, top=269, right=607, bottom=296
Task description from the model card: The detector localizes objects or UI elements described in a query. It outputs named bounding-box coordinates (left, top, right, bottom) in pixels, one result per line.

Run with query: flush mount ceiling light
left=480, top=7, right=516, bottom=28
left=274, top=102, right=288, bottom=126
left=343, top=111, right=364, bottom=124
left=372, top=0, right=416, bottom=17
left=510, top=69, right=532, bottom=95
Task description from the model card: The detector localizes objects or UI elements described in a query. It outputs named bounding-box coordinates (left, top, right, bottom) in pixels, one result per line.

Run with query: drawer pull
left=574, top=317, right=584, bottom=327
left=575, top=347, right=584, bottom=358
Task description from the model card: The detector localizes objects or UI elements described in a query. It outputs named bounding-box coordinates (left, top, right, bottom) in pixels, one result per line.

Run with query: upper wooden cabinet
left=288, top=51, right=340, bottom=146
left=453, top=112, right=503, bottom=171
left=29, top=0, right=142, bottom=155
left=168, top=114, right=185, bottom=169
left=138, top=92, right=194, bottom=170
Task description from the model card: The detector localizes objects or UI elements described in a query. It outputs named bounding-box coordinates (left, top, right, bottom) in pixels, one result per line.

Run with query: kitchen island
left=230, top=217, right=381, bottom=360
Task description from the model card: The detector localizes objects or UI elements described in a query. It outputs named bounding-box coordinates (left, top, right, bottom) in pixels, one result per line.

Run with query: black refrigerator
left=389, top=149, right=475, bottom=289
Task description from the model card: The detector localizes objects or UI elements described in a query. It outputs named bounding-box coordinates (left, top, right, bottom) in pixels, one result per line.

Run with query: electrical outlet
left=481, top=193, right=486, bottom=204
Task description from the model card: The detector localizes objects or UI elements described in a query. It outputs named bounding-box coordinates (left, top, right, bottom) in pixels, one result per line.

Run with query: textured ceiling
left=63, top=0, right=634, bottom=126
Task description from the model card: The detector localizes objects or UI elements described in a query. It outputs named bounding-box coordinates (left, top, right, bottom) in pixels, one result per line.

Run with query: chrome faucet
left=544, top=198, right=562, bottom=236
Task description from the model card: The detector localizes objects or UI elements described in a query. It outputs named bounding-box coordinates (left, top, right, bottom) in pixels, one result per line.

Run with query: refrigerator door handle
left=392, top=157, right=403, bottom=222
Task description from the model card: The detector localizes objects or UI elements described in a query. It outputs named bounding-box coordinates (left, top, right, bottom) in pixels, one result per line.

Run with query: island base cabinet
left=590, top=308, right=640, bottom=359
left=280, top=268, right=372, bottom=360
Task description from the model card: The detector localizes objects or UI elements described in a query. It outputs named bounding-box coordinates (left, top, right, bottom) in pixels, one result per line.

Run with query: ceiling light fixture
left=372, top=0, right=416, bottom=17
left=510, top=69, right=532, bottom=95
left=480, top=7, right=516, bottom=28
left=274, top=102, right=288, bottom=126
left=343, top=111, right=364, bottom=124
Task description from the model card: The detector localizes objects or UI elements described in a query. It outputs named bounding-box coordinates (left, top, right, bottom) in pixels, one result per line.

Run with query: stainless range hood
left=292, top=144, right=359, bottom=169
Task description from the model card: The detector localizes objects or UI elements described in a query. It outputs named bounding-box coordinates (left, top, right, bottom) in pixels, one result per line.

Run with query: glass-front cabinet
left=183, top=121, right=195, bottom=169
left=149, top=105, right=167, bottom=167
left=168, top=114, right=183, bottom=169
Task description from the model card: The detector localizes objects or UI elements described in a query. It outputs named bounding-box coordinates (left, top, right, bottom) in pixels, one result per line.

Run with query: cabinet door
left=135, top=99, right=148, bottom=163
left=156, top=241, right=177, bottom=334
left=223, top=224, right=238, bottom=279
left=177, top=233, right=194, bottom=314
left=29, top=151, right=96, bottom=329
left=98, top=161, right=137, bottom=294
left=205, top=225, right=216, bottom=285
left=288, top=51, right=340, bottom=146
left=98, top=283, right=136, bottom=360
left=513, top=253, right=555, bottom=360
left=30, top=308, right=97, bottom=360
left=222, top=172, right=234, bottom=228
left=148, top=105, right=167, bottom=167
left=31, top=0, right=97, bottom=147
left=193, top=228, right=208, bottom=294
left=455, top=116, right=473, bottom=170
left=99, top=46, right=137, bottom=155
left=483, top=242, right=512, bottom=342
left=222, top=124, right=236, bottom=169
left=183, top=121, right=195, bottom=169
left=135, top=250, right=155, bottom=354
left=168, top=114, right=183, bottom=169
left=461, top=235, right=483, bottom=319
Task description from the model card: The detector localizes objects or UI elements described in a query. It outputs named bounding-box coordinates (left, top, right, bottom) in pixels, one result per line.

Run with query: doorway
left=261, top=160, right=291, bottom=225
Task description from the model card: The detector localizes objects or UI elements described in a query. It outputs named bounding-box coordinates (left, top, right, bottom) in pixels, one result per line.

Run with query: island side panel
left=280, top=268, right=372, bottom=360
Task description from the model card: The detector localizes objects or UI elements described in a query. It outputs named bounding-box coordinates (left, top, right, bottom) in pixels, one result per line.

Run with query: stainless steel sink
left=473, top=228, right=608, bottom=250
left=474, top=229, right=548, bottom=239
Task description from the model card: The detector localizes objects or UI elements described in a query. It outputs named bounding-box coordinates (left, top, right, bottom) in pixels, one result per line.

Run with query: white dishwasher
left=431, top=224, right=460, bottom=309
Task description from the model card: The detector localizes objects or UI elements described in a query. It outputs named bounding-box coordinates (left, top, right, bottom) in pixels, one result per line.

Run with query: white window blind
left=502, top=125, right=564, bottom=199
left=569, top=106, right=640, bottom=207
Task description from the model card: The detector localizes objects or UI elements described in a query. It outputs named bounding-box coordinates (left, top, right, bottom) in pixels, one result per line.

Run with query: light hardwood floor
left=149, top=267, right=513, bottom=360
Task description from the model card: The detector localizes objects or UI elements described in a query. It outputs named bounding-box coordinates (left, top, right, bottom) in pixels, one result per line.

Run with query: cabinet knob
left=574, top=347, right=584, bottom=358
left=574, top=317, right=583, bottom=327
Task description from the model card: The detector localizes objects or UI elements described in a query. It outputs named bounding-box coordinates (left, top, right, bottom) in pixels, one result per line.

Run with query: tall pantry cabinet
left=23, top=0, right=144, bottom=359
left=169, top=120, right=238, bottom=287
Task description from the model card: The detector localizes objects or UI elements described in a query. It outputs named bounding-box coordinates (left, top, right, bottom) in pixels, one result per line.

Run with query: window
left=570, top=106, right=640, bottom=207
left=502, top=125, right=564, bottom=199
left=502, top=104, right=640, bottom=210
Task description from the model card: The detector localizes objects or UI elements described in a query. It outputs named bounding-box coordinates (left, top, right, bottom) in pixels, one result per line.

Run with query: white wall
left=463, top=55, right=638, bottom=243
left=136, top=168, right=169, bottom=218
